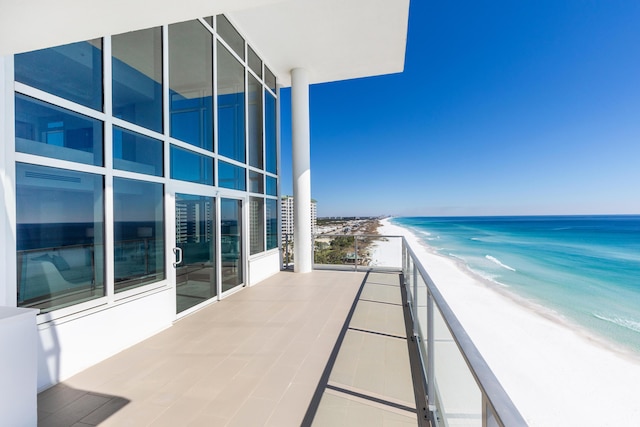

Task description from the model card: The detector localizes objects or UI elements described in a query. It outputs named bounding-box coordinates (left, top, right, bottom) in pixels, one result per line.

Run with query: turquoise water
left=393, top=215, right=640, bottom=353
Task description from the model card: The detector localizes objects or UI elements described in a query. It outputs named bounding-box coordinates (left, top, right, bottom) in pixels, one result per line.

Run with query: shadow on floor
left=38, top=384, right=129, bottom=427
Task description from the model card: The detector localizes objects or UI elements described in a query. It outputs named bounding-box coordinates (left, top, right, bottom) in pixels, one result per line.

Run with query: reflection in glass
left=221, top=198, right=243, bottom=291
left=248, top=46, right=262, bottom=77
left=169, top=20, right=213, bottom=150
left=114, top=178, right=165, bottom=292
left=219, top=161, right=246, bottom=191
left=112, top=27, right=163, bottom=132
left=216, top=15, right=245, bottom=60
left=248, top=75, right=263, bottom=168
left=265, top=66, right=276, bottom=92
left=250, top=197, right=264, bottom=255
left=170, top=145, right=213, bottom=185
left=113, top=127, right=163, bottom=176
left=15, top=94, right=103, bottom=166
left=16, top=164, right=104, bottom=313
left=266, top=176, right=277, bottom=196
left=175, top=194, right=216, bottom=313
left=249, top=171, right=263, bottom=194
left=217, top=42, right=245, bottom=162
left=265, top=91, right=277, bottom=174
left=15, top=39, right=103, bottom=111
left=266, top=198, right=278, bottom=250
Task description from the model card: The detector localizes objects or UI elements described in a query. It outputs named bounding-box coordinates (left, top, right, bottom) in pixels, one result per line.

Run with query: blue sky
left=279, top=0, right=640, bottom=217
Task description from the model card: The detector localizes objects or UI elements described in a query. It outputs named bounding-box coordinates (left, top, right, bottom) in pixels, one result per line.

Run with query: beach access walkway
left=37, top=270, right=421, bottom=426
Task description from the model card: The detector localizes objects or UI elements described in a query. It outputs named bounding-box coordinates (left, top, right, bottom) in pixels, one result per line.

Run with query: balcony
left=37, top=235, right=524, bottom=426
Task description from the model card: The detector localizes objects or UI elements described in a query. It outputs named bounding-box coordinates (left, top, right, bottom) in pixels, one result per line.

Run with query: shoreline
left=373, top=217, right=640, bottom=426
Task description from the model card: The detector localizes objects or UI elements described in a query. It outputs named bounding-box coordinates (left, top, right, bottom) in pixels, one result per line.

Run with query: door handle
left=173, top=247, right=182, bottom=267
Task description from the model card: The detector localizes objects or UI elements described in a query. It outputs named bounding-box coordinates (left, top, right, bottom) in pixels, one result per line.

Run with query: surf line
left=486, top=255, right=516, bottom=271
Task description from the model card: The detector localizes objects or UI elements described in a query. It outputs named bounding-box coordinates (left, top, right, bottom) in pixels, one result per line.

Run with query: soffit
left=228, top=0, right=410, bottom=86
left=0, top=0, right=409, bottom=87
left=0, top=0, right=283, bottom=56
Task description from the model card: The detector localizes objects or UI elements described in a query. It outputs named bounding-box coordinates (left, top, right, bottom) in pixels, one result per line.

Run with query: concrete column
left=291, top=68, right=312, bottom=273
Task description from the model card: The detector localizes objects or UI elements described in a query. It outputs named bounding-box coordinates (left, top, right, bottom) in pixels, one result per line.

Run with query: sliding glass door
left=221, top=198, right=243, bottom=293
left=175, top=194, right=216, bottom=314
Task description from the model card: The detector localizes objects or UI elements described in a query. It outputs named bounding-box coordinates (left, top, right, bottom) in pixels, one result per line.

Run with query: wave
left=471, top=268, right=510, bottom=287
left=593, top=313, right=640, bottom=334
left=448, top=252, right=465, bottom=262
left=485, top=255, right=516, bottom=271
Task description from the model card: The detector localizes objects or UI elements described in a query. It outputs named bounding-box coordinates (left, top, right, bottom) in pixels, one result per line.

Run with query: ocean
left=393, top=215, right=640, bottom=353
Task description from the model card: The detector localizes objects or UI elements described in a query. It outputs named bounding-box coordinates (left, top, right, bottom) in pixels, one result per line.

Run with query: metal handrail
left=295, top=231, right=526, bottom=426
left=402, top=237, right=527, bottom=427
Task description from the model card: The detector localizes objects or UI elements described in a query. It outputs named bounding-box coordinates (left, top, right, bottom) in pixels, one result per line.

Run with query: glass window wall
left=265, top=66, right=276, bottom=93
left=266, top=198, right=278, bottom=250
left=169, top=20, right=213, bottom=151
left=13, top=14, right=278, bottom=315
left=113, top=127, right=163, bottom=176
left=248, top=75, right=263, bottom=168
left=15, top=39, right=103, bottom=111
left=266, top=176, right=277, bottom=196
left=216, top=15, right=245, bottom=60
left=217, top=42, right=245, bottom=162
left=114, top=178, right=165, bottom=292
left=112, top=27, right=163, bottom=133
left=170, top=145, right=213, bottom=185
left=249, top=171, right=263, bottom=194
left=248, top=46, right=262, bottom=78
left=219, top=161, right=246, bottom=191
left=16, top=163, right=104, bottom=313
left=265, top=91, right=277, bottom=174
left=15, top=94, right=103, bottom=166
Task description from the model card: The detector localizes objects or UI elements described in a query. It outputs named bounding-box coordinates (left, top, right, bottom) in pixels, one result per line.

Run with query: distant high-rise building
left=176, top=199, right=214, bottom=244
left=281, top=196, right=317, bottom=242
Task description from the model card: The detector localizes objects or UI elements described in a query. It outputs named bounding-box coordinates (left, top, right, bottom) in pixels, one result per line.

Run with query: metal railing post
left=427, top=288, right=436, bottom=419
left=402, top=240, right=407, bottom=281
left=413, top=263, right=419, bottom=322
left=354, top=236, right=358, bottom=272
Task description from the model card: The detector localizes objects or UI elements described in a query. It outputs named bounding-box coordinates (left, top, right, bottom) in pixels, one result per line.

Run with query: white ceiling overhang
left=0, top=0, right=409, bottom=87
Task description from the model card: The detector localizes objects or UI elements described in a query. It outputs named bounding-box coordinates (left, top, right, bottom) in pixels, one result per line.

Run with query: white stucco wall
left=37, top=288, right=173, bottom=391
left=249, top=250, right=281, bottom=285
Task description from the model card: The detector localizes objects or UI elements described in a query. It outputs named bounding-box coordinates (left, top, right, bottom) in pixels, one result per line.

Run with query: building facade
left=3, top=14, right=283, bottom=396
left=0, top=1, right=409, bottom=423
left=281, top=195, right=317, bottom=242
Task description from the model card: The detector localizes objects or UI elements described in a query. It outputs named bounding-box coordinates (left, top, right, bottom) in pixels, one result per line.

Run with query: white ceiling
left=0, top=0, right=409, bottom=87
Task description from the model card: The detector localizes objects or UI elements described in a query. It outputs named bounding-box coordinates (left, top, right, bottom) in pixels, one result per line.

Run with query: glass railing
left=292, top=232, right=527, bottom=426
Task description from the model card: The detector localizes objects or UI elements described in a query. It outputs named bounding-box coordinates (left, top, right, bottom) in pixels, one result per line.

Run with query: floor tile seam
left=326, top=380, right=416, bottom=410
left=357, top=297, right=404, bottom=307
left=347, top=326, right=407, bottom=340
left=323, top=385, right=417, bottom=418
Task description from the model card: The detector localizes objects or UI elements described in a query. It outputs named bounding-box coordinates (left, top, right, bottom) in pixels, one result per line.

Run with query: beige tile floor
left=37, top=270, right=419, bottom=427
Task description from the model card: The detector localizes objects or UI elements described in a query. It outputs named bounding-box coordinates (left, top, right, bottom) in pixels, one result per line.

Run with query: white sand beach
left=371, top=217, right=640, bottom=426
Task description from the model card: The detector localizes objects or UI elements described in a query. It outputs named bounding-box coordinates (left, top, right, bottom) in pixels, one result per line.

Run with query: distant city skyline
left=280, top=0, right=640, bottom=217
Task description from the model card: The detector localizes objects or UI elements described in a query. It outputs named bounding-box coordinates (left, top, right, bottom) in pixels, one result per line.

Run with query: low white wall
left=248, top=250, right=280, bottom=286
left=37, top=287, right=173, bottom=391
left=0, top=307, right=38, bottom=426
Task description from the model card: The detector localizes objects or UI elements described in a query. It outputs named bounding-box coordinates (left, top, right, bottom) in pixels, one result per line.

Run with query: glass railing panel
left=432, top=303, right=482, bottom=426
left=367, top=235, right=402, bottom=269
left=313, top=235, right=356, bottom=267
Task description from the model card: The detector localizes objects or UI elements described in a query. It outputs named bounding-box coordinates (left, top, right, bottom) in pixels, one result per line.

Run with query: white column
left=291, top=68, right=312, bottom=273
